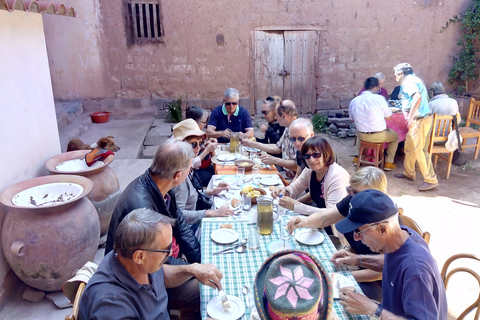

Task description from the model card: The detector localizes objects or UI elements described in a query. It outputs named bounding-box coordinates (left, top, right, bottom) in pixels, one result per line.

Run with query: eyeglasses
left=301, top=152, right=323, bottom=160
left=353, top=221, right=387, bottom=237
left=191, top=141, right=204, bottom=149
left=289, top=137, right=307, bottom=143
left=261, top=110, right=270, bottom=115
left=346, top=186, right=359, bottom=196
left=224, top=102, right=238, bottom=106
left=131, top=245, right=172, bottom=254
left=266, top=96, right=275, bottom=102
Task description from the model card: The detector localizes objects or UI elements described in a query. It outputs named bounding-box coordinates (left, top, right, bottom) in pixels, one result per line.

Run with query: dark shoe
left=394, top=174, right=415, bottom=182
left=418, top=182, right=439, bottom=191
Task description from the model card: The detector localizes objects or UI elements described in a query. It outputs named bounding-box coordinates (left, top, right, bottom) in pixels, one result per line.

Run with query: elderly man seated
left=105, top=138, right=204, bottom=309
left=206, top=88, right=254, bottom=143
left=242, top=100, right=298, bottom=178
left=350, top=77, right=399, bottom=171
left=429, top=81, right=460, bottom=120
left=79, top=208, right=223, bottom=319
left=331, top=190, right=447, bottom=319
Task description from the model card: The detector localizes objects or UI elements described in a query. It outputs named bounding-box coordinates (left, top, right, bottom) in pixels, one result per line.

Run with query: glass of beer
left=257, top=196, right=274, bottom=235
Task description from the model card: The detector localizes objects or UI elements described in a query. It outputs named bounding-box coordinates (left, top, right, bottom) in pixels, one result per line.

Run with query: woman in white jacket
left=272, top=135, right=350, bottom=216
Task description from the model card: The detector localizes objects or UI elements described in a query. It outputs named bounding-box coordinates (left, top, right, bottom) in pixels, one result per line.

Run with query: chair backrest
left=441, top=253, right=480, bottom=320
left=429, top=114, right=455, bottom=152
left=398, top=208, right=431, bottom=245
left=467, top=98, right=480, bottom=128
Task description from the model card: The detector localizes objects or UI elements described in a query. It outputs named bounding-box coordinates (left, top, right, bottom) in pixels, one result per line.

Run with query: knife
left=213, top=239, right=248, bottom=255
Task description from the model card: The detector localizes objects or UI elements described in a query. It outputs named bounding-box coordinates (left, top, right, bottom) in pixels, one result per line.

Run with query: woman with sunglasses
left=272, top=135, right=350, bottom=217
left=172, top=119, right=234, bottom=234
left=256, top=95, right=285, bottom=145
left=286, top=166, right=387, bottom=302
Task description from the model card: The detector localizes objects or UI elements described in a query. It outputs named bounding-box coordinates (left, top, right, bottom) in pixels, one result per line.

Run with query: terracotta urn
left=0, top=175, right=100, bottom=291
left=44, top=150, right=121, bottom=236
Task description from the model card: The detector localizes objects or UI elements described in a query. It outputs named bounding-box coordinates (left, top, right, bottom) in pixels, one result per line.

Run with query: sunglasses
left=301, top=152, right=323, bottom=160
left=354, top=221, right=387, bottom=237
left=224, top=102, right=238, bottom=106
left=266, top=96, right=275, bottom=102
left=289, top=137, right=307, bottom=143
left=346, top=186, right=359, bottom=196
left=261, top=110, right=270, bottom=115
left=191, top=141, right=204, bottom=149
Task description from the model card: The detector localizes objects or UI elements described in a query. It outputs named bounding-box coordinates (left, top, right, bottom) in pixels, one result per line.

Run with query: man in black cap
left=331, top=189, right=447, bottom=320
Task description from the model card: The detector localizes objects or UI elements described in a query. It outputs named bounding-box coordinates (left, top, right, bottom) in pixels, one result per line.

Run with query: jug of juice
left=230, top=132, right=240, bottom=153
left=257, top=196, right=274, bottom=235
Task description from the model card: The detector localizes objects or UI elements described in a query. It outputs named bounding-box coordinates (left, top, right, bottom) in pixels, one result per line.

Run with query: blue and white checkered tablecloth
left=200, top=220, right=368, bottom=320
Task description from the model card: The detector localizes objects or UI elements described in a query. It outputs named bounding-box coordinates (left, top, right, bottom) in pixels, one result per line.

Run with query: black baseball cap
left=336, top=189, right=397, bottom=233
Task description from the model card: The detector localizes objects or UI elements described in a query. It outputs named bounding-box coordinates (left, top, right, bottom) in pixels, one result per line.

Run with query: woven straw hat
left=173, top=119, right=206, bottom=141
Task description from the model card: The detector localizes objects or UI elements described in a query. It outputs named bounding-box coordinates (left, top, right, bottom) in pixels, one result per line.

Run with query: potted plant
left=443, top=0, right=480, bottom=97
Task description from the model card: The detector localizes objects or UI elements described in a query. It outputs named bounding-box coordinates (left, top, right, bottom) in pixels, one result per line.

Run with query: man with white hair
left=207, top=87, right=254, bottom=143
left=289, top=118, right=315, bottom=179
left=393, top=63, right=438, bottom=191
left=429, top=81, right=460, bottom=119
left=331, top=190, right=447, bottom=319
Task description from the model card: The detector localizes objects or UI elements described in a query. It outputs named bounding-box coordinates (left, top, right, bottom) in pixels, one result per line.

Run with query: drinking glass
left=248, top=224, right=260, bottom=250
left=236, top=166, right=245, bottom=186
left=280, top=219, right=292, bottom=250
left=242, top=192, right=251, bottom=211
left=252, top=167, right=260, bottom=184
left=235, top=145, right=242, bottom=160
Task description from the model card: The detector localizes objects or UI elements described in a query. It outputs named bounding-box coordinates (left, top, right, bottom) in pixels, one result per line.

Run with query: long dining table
left=200, top=173, right=368, bottom=319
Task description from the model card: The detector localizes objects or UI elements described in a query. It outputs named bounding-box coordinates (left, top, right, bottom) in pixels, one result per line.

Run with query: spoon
left=223, top=245, right=246, bottom=254
left=242, top=285, right=250, bottom=309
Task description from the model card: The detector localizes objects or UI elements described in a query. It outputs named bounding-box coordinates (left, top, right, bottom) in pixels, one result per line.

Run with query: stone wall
left=43, top=0, right=469, bottom=114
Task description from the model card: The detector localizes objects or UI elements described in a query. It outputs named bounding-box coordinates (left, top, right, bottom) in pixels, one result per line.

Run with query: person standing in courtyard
left=350, top=77, right=399, bottom=171
left=393, top=63, right=438, bottom=191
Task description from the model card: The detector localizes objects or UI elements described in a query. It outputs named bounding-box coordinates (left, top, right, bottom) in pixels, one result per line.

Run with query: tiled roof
left=0, top=0, right=76, bottom=17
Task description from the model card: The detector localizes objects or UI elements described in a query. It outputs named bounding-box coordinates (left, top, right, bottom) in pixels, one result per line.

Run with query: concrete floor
left=1, top=118, right=478, bottom=319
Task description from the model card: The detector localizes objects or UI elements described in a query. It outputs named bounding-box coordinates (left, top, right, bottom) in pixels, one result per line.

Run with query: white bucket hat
left=62, top=261, right=98, bottom=302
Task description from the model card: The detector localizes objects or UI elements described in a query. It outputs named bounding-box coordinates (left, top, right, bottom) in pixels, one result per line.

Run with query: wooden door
left=253, top=30, right=317, bottom=114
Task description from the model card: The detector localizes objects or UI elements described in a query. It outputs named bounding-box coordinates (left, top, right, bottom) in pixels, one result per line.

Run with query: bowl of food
left=241, top=185, right=267, bottom=204
left=235, top=159, right=256, bottom=171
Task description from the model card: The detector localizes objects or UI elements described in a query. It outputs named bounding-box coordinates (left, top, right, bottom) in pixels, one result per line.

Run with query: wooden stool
left=357, top=141, right=384, bottom=171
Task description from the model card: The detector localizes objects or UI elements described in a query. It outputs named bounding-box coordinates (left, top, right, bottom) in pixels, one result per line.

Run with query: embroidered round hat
left=335, top=189, right=397, bottom=234
left=172, top=119, right=206, bottom=141
left=254, top=250, right=332, bottom=320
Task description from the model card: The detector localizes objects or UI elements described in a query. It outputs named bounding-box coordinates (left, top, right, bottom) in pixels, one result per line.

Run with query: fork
left=218, top=290, right=231, bottom=309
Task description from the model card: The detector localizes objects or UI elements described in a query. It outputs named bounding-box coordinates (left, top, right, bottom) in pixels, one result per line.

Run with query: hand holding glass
left=280, top=219, right=292, bottom=250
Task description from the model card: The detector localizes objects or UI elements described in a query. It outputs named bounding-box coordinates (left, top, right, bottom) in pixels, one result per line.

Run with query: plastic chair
left=398, top=208, right=430, bottom=245
left=428, top=114, right=457, bottom=179
left=459, top=98, right=480, bottom=160
left=356, top=141, right=384, bottom=171
left=441, top=253, right=480, bottom=320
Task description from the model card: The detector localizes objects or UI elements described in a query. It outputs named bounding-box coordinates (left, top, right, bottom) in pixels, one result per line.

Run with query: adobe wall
left=0, top=11, right=61, bottom=306
left=46, top=0, right=469, bottom=116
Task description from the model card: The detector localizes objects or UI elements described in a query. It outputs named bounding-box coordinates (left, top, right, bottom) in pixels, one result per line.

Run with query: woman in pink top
left=272, top=136, right=350, bottom=216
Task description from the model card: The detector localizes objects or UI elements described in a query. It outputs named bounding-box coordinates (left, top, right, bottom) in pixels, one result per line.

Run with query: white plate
left=295, top=229, right=325, bottom=245
left=221, top=176, right=238, bottom=184
left=244, top=147, right=261, bottom=153
left=217, top=154, right=236, bottom=162
left=12, top=182, right=84, bottom=207
left=258, top=176, right=279, bottom=186
left=211, top=228, right=239, bottom=244
left=55, top=159, right=105, bottom=172
left=207, top=295, right=245, bottom=320
left=266, top=240, right=295, bottom=255
left=330, top=273, right=355, bottom=299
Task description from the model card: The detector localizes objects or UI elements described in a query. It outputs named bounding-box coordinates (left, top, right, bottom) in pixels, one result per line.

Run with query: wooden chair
left=356, top=141, right=384, bottom=171
left=428, top=114, right=457, bottom=179
left=65, top=282, right=86, bottom=320
left=459, top=98, right=480, bottom=160
left=398, top=208, right=430, bottom=245
left=441, top=253, right=480, bottom=320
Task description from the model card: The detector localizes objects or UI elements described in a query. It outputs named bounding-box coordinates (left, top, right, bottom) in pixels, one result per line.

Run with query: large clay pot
left=0, top=175, right=100, bottom=291
left=44, top=150, right=120, bottom=236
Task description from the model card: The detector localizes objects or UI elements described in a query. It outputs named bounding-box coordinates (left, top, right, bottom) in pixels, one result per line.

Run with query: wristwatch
left=370, top=305, right=383, bottom=320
